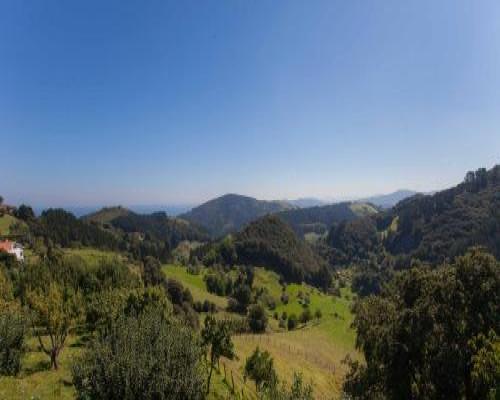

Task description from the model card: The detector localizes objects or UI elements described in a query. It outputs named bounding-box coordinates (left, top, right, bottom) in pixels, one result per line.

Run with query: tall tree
left=27, top=283, right=82, bottom=369
left=201, top=315, right=235, bottom=394
left=244, top=347, right=278, bottom=395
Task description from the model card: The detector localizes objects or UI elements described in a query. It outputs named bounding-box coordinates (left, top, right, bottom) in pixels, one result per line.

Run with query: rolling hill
left=180, top=194, right=297, bottom=237
left=234, top=215, right=328, bottom=284
left=277, top=201, right=379, bottom=237
left=83, top=206, right=208, bottom=246
left=81, top=206, right=132, bottom=224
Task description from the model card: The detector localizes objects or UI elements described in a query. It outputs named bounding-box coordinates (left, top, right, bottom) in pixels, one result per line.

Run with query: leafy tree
left=164, top=278, right=186, bottom=305
left=14, top=204, right=35, bottom=221
left=27, top=283, right=82, bottom=369
left=343, top=249, right=500, bottom=399
left=247, top=304, right=268, bottom=333
left=72, top=307, right=205, bottom=400
left=469, top=331, right=500, bottom=400
left=0, top=306, right=26, bottom=376
left=201, top=315, right=235, bottom=394
left=244, top=347, right=278, bottom=394
left=230, top=283, right=252, bottom=313
left=142, top=256, right=163, bottom=286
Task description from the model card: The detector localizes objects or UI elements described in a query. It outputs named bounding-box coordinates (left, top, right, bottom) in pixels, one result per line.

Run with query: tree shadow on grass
left=61, top=378, right=73, bottom=387
left=22, top=359, right=51, bottom=376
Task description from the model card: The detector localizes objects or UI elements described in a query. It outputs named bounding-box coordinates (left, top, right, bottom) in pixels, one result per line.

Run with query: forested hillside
left=31, top=209, right=122, bottom=250
left=83, top=207, right=208, bottom=262
left=278, top=201, right=378, bottom=237
left=180, top=194, right=296, bottom=237
left=327, top=166, right=500, bottom=267
left=234, top=216, right=329, bottom=286
left=190, top=215, right=331, bottom=287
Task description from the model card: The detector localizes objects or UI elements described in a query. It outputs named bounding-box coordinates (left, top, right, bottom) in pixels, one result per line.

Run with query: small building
left=0, top=240, right=24, bottom=262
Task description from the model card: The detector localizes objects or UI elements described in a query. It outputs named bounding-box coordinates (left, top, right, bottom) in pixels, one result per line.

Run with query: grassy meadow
left=163, top=265, right=358, bottom=399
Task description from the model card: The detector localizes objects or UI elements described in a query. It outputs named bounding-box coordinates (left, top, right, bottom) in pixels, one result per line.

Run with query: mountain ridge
left=179, top=193, right=297, bottom=238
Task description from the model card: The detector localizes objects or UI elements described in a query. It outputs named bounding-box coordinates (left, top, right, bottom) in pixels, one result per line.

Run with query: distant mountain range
left=285, top=190, right=419, bottom=210
left=35, top=204, right=193, bottom=218
left=287, top=198, right=327, bottom=208
left=359, top=189, right=418, bottom=208
left=31, top=190, right=417, bottom=220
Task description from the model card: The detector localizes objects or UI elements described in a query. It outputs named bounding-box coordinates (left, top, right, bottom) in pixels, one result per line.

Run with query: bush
left=314, top=309, right=322, bottom=320
left=244, top=347, right=277, bottom=393
left=247, top=304, right=268, bottom=333
left=72, top=307, right=205, bottom=400
left=0, top=307, right=26, bottom=376
left=287, top=314, right=298, bottom=331
left=300, top=309, right=312, bottom=324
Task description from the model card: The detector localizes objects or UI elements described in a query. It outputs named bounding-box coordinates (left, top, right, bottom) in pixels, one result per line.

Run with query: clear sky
left=1, top=0, right=499, bottom=207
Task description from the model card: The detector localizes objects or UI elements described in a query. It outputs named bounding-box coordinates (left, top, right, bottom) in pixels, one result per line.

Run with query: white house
left=0, top=240, right=24, bottom=262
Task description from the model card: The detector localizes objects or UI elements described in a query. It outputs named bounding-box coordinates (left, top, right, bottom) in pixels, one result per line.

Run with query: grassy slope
left=0, top=214, right=22, bottom=236
left=163, top=264, right=228, bottom=309
left=349, top=202, right=378, bottom=217
left=63, top=248, right=127, bottom=265
left=165, top=266, right=357, bottom=399
left=232, top=268, right=357, bottom=398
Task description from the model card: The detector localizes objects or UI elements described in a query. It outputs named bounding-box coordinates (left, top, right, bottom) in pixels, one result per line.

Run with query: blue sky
left=1, top=0, right=499, bottom=207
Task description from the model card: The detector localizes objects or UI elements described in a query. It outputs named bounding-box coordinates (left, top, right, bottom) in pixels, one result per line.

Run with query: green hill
left=234, top=215, right=328, bottom=284
left=327, top=165, right=500, bottom=266
left=81, top=206, right=132, bottom=224
left=180, top=194, right=297, bottom=238
left=277, top=201, right=378, bottom=237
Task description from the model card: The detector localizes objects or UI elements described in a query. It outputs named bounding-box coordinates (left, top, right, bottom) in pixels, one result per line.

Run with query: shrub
left=247, top=304, right=268, bottom=333
left=0, top=307, right=26, bottom=376
left=72, top=307, right=205, bottom=400
left=244, top=347, right=277, bottom=393
left=300, top=309, right=312, bottom=324
left=287, top=314, right=298, bottom=331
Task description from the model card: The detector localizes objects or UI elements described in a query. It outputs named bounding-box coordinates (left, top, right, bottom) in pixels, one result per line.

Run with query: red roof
left=0, top=240, right=13, bottom=253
